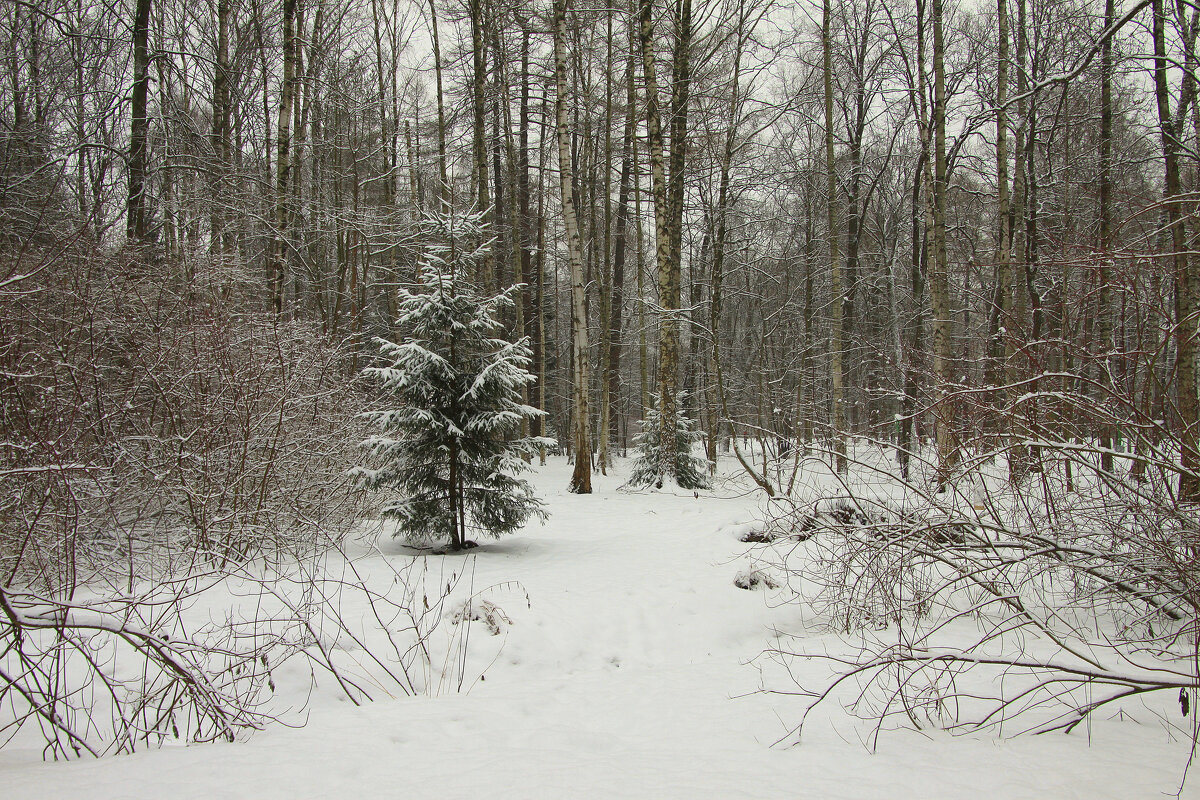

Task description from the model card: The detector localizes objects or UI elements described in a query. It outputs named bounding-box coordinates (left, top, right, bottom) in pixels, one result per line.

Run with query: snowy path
left=2, top=459, right=1195, bottom=798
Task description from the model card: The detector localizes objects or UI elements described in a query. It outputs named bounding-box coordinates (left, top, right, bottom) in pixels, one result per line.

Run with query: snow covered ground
left=2, top=457, right=1195, bottom=798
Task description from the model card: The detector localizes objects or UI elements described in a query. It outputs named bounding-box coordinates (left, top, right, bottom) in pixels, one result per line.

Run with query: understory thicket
left=0, top=234, right=499, bottom=757
left=747, top=382, right=1200, bottom=778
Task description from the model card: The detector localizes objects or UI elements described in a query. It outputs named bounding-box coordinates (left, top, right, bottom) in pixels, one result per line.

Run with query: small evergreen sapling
left=625, top=391, right=712, bottom=490
left=353, top=223, right=552, bottom=550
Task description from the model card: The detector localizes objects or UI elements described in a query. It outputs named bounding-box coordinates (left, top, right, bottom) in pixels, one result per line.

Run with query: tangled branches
left=0, top=540, right=498, bottom=759
left=0, top=578, right=271, bottom=758
left=755, top=441, right=1200, bottom=750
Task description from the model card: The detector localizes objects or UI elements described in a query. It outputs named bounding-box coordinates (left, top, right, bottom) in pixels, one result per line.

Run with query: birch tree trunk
left=640, top=0, right=693, bottom=485
left=555, top=0, right=592, bottom=494
left=1007, top=0, right=1031, bottom=481
left=639, top=0, right=673, bottom=477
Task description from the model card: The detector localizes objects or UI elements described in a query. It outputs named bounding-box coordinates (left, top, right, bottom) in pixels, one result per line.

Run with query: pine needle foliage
left=625, top=391, right=712, bottom=490
left=353, top=213, right=552, bottom=549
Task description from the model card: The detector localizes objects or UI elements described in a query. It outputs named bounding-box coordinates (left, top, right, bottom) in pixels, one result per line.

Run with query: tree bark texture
left=555, top=0, right=592, bottom=494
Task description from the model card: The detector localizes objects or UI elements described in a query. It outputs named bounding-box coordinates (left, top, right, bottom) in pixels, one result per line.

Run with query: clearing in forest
left=1, top=458, right=1191, bottom=799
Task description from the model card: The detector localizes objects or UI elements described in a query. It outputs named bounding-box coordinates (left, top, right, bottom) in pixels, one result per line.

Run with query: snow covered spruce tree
left=625, top=392, right=711, bottom=490
left=354, top=218, right=551, bottom=550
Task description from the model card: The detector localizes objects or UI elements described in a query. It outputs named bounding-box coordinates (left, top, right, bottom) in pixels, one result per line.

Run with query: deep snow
left=1, top=457, right=1195, bottom=798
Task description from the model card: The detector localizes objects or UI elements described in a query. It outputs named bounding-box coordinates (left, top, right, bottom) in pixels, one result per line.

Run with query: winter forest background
left=4, top=0, right=1200, bottom=793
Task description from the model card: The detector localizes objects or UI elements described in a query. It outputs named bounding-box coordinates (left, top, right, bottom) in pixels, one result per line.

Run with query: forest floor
left=1, top=456, right=1194, bottom=798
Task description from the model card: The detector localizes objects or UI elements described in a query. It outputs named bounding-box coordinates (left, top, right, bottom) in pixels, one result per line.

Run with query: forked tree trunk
left=662, top=0, right=692, bottom=457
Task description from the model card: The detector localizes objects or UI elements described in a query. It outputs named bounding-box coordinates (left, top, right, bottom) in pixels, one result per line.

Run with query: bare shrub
left=756, top=434, right=1200, bottom=753
left=0, top=534, right=486, bottom=758
left=449, top=598, right=513, bottom=636
left=0, top=577, right=272, bottom=758
left=0, top=248, right=386, bottom=758
left=259, top=542, right=503, bottom=701
left=0, top=248, right=366, bottom=582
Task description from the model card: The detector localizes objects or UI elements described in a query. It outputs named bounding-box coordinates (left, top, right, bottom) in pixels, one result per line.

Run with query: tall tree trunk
left=931, top=0, right=957, bottom=485
left=900, top=149, right=927, bottom=481
left=663, top=0, right=693, bottom=474
left=902, top=0, right=934, bottom=482
left=803, top=151, right=818, bottom=453
left=1007, top=0, right=1031, bottom=481
left=639, top=0, right=669, bottom=457
left=708, top=0, right=749, bottom=474
left=517, top=23, right=542, bottom=445
left=490, top=27, right=506, bottom=296
left=555, top=0, right=591, bottom=493
left=291, top=0, right=309, bottom=310
left=823, top=0, right=847, bottom=474
left=371, top=0, right=393, bottom=209
left=1019, top=0, right=1044, bottom=472
left=606, top=25, right=636, bottom=456
left=269, top=0, right=297, bottom=314
left=127, top=0, right=152, bottom=245
left=598, top=15, right=616, bottom=473
left=1153, top=0, right=1200, bottom=500
left=640, top=0, right=693, bottom=485
left=469, top=0, right=493, bottom=291
left=843, top=22, right=871, bottom=434
left=996, top=0, right=1014, bottom=459
left=537, top=88, right=550, bottom=464
left=636, top=133, right=649, bottom=421
left=427, top=0, right=449, bottom=207
left=1097, top=0, right=1115, bottom=473
left=211, top=0, right=231, bottom=266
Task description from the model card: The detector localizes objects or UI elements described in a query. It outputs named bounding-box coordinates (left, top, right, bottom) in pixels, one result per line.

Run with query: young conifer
left=625, top=391, right=712, bottom=490
left=353, top=212, right=552, bottom=549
